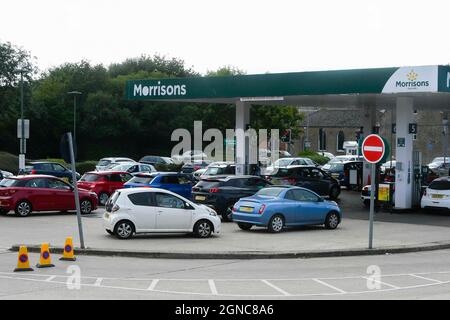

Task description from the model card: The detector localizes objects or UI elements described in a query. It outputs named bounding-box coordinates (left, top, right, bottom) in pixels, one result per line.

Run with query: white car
left=106, top=162, right=156, bottom=175
left=172, top=150, right=208, bottom=164
left=103, top=188, right=221, bottom=239
left=421, top=177, right=450, bottom=210
left=322, top=155, right=364, bottom=171
left=96, top=157, right=135, bottom=171
left=0, top=170, right=13, bottom=179
left=265, top=157, right=317, bottom=174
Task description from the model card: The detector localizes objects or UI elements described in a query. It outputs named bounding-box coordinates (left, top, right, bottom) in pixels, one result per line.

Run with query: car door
left=178, top=175, right=194, bottom=199
left=23, top=178, right=53, bottom=211
left=290, top=189, right=329, bottom=224
left=281, top=190, right=304, bottom=225
left=52, top=163, right=70, bottom=181
left=154, top=192, right=193, bottom=231
left=47, top=178, right=75, bottom=210
left=304, top=168, right=329, bottom=196
left=126, top=192, right=157, bottom=231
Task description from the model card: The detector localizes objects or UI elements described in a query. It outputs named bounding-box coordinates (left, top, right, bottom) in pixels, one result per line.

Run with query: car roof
left=285, top=165, right=318, bottom=169
left=28, top=161, right=64, bottom=165
left=86, top=171, right=130, bottom=175
left=11, top=175, right=63, bottom=180
left=115, top=187, right=184, bottom=197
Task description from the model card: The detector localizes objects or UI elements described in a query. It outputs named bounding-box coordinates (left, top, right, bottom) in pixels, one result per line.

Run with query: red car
left=0, top=175, right=98, bottom=217
left=77, top=171, right=133, bottom=205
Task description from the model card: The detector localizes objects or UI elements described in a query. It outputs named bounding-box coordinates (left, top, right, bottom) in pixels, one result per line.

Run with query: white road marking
left=45, top=276, right=57, bottom=282
left=261, top=280, right=291, bottom=296
left=409, top=274, right=443, bottom=284
left=208, top=279, right=218, bottom=295
left=362, top=277, right=399, bottom=289
left=312, top=278, right=347, bottom=294
left=147, top=279, right=159, bottom=291
left=94, top=278, right=103, bottom=286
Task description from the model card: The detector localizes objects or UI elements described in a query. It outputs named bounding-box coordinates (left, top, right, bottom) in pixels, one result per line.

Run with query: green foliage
left=298, top=150, right=329, bottom=165
left=76, top=161, right=97, bottom=175
left=154, top=163, right=183, bottom=172
left=0, top=151, right=19, bottom=174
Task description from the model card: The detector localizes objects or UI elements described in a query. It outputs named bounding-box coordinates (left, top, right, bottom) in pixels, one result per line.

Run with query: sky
left=1, top=0, right=449, bottom=75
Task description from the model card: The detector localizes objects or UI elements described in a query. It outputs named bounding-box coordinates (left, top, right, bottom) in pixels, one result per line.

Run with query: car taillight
left=258, top=204, right=266, bottom=214
left=31, top=169, right=36, bottom=174
left=423, top=189, right=427, bottom=196
left=194, top=166, right=201, bottom=171
left=288, top=178, right=296, bottom=185
left=232, top=206, right=237, bottom=212
left=112, top=204, right=120, bottom=212
left=209, top=188, right=220, bottom=193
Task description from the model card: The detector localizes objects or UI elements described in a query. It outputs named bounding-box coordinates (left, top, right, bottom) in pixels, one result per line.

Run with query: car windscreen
left=97, top=160, right=111, bottom=166
left=273, top=159, right=292, bottom=167
left=128, top=175, right=154, bottom=184
left=256, top=187, right=285, bottom=197
left=328, top=163, right=345, bottom=172
left=428, top=180, right=450, bottom=190
left=80, top=174, right=101, bottom=182
left=204, top=167, right=226, bottom=175
left=0, top=178, right=24, bottom=187
left=270, top=168, right=293, bottom=177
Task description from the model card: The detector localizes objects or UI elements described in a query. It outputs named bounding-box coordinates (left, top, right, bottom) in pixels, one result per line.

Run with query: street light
left=16, top=68, right=28, bottom=172
left=67, top=91, right=82, bottom=151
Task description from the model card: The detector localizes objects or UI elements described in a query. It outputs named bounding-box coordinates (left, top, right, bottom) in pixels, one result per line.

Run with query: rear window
left=80, top=174, right=102, bottom=182
left=328, top=163, right=345, bottom=172
left=105, top=191, right=121, bottom=212
left=0, top=178, right=25, bottom=187
left=195, top=180, right=222, bottom=189
left=257, top=187, right=285, bottom=197
left=204, top=167, right=226, bottom=175
left=97, top=160, right=111, bottom=166
left=429, top=180, right=450, bottom=190
left=271, top=168, right=294, bottom=177
left=128, top=175, right=155, bottom=184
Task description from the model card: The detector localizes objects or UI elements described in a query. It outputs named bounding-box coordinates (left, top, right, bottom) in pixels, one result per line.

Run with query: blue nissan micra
left=232, top=186, right=342, bottom=233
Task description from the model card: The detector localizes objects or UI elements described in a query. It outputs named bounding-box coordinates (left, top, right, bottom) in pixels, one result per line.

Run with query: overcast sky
left=1, top=0, right=449, bottom=75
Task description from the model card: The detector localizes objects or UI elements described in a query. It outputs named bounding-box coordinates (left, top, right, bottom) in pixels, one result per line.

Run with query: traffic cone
left=60, top=237, right=76, bottom=261
left=14, top=246, right=34, bottom=272
left=36, top=243, right=55, bottom=268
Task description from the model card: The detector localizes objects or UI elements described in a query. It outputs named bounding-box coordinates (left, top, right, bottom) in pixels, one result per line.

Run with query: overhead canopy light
left=239, top=96, right=285, bottom=102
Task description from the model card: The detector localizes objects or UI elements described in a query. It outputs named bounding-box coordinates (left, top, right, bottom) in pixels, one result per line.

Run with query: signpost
left=362, top=134, right=386, bottom=249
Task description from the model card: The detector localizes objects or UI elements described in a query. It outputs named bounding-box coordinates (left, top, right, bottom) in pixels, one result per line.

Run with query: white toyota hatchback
left=103, top=188, right=221, bottom=239
left=421, top=177, right=450, bottom=211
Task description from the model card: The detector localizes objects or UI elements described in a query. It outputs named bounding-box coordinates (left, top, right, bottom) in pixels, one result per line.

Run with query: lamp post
left=16, top=68, right=28, bottom=172
left=67, top=91, right=82, bottom=152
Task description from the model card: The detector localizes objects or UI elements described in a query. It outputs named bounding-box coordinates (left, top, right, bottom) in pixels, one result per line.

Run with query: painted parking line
left=261, top=280, right=291, bottom=296
left=409, top=274, right=443, bottom=284
left=362, top=276, right=400, bottom=289
left=312, top=278, right=347, bottom=294
left=208, top=280, right=218, bottom=295
left=94, top=278, right=103, bottom=287
left=147, top=279, right=159, bottom=291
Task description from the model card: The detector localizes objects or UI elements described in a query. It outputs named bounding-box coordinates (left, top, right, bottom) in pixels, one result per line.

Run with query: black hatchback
left=266, top=165, right=341, bottom=199
left=192, top=175, right=271, bottom=221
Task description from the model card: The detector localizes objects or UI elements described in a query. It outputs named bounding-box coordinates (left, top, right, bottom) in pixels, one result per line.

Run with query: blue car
left=232, top=186, right=342, bottom=233
left=123, top=172, right=195, bottom=199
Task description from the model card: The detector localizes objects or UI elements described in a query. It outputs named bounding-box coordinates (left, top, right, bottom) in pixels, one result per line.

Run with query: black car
left=266, top=165, right=341, bottom=199
left=192, top=175, right=271, bottom=221
left=323, top=161, right=363, bottom=190
left=181, top=160, right=211, bottom=174
left=139, top=155, right=170, bottom=166
left=23, top=162, right=80, bottom=183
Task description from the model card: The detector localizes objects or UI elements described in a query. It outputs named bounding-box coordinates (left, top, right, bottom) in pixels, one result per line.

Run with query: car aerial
left=421, top=177, right=450, bottom=211
left=232, top=186, right=342, bottom=233
left=123, top=172, right=195, bottom=199
left=265, top=157, right=318, bottom=174
left=321, top=155, right=364, bottom=171
left=77, top=171, right=133, bottom=205
left=106, top=162, right=156, bottom=175
left=0, top=170, right=13, bottom=180
left=181, top=160, right=212, bottom=174
left=192, top=175, right=271, bottom=221
left=139, top=155, right=173, bottom=166
left=23, top=161, right=80, bottom=183
left=322, top=160, right=363, bottom=190
left=103, top=187, right=221, bottom=239
left=200, top=162, right=236, bottom=180
left=0, top=175, right=98, bottom=217
left=96, top=157, right=135, bottom=171
left=266, top=165, right=341, bottom=199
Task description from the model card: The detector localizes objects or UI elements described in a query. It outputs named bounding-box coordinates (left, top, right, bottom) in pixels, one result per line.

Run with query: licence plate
left=432, top=194, right=444, bottom=199
left=195, top=195, right=206, bottom=201
left=332, top=173, right=339, bottom=178
left=239, top=206, right=254, bottom=213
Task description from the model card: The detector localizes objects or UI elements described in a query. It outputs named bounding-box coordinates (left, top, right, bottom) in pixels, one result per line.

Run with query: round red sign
left=362, top=134, right=385, bottom=164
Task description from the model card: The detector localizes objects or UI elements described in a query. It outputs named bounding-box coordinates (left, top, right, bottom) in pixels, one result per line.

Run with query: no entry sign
left=362, top=134, right=385, bottom=164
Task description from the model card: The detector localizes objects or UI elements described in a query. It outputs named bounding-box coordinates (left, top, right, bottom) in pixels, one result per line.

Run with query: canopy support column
left=394, top=97, right=414, bottom=210
left=235, top=101, right=250, bottom=175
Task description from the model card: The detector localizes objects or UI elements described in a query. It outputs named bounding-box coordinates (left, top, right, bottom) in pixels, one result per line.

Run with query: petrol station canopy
left=126, top=65, right=450, bottom=109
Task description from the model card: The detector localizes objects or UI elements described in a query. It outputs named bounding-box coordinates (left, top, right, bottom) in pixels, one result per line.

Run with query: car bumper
left=103, top=211, right=118, bottom=231
left=421, top=197, right=450, bottom=210
left=232, top=212, right=267, bottom=226
left=210, top=216, right=221, bottom=234
left=0, top=197, right=14, bottom=210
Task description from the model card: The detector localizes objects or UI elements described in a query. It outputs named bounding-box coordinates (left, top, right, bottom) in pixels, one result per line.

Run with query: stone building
left=292, top=108, right=449, bottom=164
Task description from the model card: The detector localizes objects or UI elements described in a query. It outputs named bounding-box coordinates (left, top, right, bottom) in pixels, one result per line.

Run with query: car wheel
left=237, top=222, right=253, bottom=231
left=268, top=215, right=284, bottom=233
left=80, top=199, right=93, bottom=215
left=194, top=220, right=213, bottom=238
left=98, top=192, right=109, bottom=206
left=363, top=199, right=370, bottom=208
left=114, top=220, right=134, bottom=240
left=15, top=200, right=32, bottom=217
left=221, top=204, right=234, bottom=222
left=0, top=209, right=8, bottom=215
left=325, top=211, right=340, bottom=230
left=329, top=186, right=340, bottom=200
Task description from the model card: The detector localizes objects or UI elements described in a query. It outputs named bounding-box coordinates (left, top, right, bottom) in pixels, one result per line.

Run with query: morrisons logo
left=395, top=70, right=429, bottom=89
left=133, top=82, right=187, bottom=97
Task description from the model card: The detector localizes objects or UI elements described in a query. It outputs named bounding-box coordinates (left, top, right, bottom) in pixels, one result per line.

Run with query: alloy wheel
left=197, top=221, right=212, bottom=238
left=117, top=223, right=133, bottom=239
left=80, top=200, right=92, bottom=214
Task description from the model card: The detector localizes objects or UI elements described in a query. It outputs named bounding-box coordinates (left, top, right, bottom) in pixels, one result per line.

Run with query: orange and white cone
left=14, top=246, right=34, bottom=272
left=60, top=237, right=76, bottom=261
left=36, top=243, right=55, bottom=268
